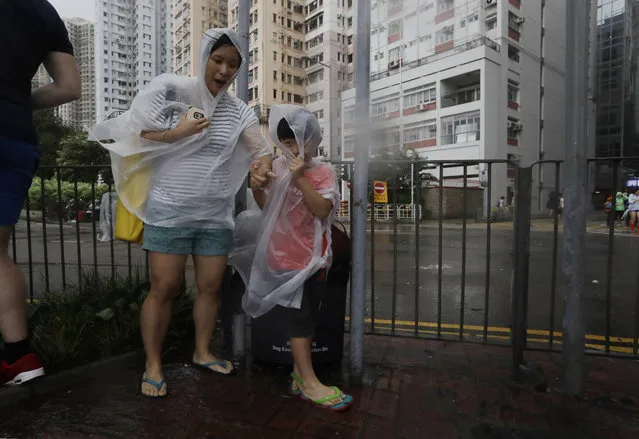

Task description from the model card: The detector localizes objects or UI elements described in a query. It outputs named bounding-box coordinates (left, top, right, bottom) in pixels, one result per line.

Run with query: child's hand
left=289, top=156, right=307, bottom=181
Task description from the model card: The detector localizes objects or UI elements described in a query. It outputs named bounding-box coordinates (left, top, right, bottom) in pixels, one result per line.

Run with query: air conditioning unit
left=485, top=0, right=496, bottom=6
left=508, top=121, right=523, bottom=131
left=418, top=102, right=428, bottom=111
left=515, top=17, right=525, bottom=24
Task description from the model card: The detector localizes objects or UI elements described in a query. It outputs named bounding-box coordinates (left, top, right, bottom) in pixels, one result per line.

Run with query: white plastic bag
left=88, top=29, right=269, bottom=229
left=97, top=192, right=118, bottom=242
left=229, top=105, right=340, bottom=318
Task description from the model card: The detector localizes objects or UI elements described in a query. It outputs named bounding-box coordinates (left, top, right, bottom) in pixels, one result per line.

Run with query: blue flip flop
left=141, top=375, right=167, bottom=399
left=191, top=360, right=236, bottom=376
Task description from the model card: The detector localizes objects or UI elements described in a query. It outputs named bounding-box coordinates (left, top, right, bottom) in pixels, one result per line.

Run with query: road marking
left=346, top=317, right=636, bottom=354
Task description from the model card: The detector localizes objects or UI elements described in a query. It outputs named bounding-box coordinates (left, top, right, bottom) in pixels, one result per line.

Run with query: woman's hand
left=250, top=160, right=275, bottom=190
left=172, top=113, right=210, bottom=140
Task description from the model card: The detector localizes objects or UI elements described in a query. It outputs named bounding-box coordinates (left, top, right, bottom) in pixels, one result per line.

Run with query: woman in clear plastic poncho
left=89, top=29, right=273, bottom=398
left=230, top=105, right=353, bottom=410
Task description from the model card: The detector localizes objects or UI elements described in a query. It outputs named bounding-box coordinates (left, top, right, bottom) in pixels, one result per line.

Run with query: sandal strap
left=142, top=376, right=166, bottom=391
left=306, top=387, right=344, bottom=405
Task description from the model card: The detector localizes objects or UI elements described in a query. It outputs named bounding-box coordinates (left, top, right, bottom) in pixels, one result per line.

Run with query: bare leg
left=0, top=227, right=28, bottom=343
left=290, top=337, right=344, bottom=406
left=140, top=252, right=188, bottom=397
left=191, top=255, right=232, bottom=374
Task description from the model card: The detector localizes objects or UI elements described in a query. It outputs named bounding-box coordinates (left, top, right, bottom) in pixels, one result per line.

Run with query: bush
left=19, top=270, right=194, bottom=374
left=27, top=178, right=111, bottom=221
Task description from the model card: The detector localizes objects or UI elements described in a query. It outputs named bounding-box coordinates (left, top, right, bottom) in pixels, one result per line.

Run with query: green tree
left=33, top=109, right=73, bottom=177
left=56, top=132, right=112, bottom=184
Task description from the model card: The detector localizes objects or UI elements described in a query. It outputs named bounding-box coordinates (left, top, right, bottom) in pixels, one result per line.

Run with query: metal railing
left=11, top=159, right=639, bottom=362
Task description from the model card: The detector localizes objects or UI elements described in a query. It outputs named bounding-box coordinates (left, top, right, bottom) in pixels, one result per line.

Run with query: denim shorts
left=0, top=136, right=39, bottom=227
left=142, top=225, right=234, bottom=256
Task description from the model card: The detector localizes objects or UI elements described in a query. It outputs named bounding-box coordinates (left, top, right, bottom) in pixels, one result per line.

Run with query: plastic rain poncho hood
left=229, top=105, right=340, bottom=318
left=88, top=29, right=267, bottom=229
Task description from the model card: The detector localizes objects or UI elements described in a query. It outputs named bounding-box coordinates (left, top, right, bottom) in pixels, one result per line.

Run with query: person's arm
left=140, top=113, right=209, bottom=143
left=242, top=124, right=274, bottom=187
left=289, top=158, right=333, bottom=220
left=31, top=52, right=81, bottom=109
left=296, top=177, right=333, bottom=220
left=251, top=187, right=268, bottom=210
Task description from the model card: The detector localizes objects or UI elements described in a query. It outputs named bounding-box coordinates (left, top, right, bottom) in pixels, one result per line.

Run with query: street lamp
left=301, top=55, right=334, bottom=160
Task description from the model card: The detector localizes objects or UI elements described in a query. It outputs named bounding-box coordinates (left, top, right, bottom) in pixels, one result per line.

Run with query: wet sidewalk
left=1, top=335, right=639, bottom=438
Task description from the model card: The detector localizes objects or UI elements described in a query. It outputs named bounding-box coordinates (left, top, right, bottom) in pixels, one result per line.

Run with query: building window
left=273, top=70, right=278, bottom=80
left=404, top=119, right=437, bottom=144
left=441, top=111, right=480, bottom=144
left=507, top=118, right=522, bottom=144
left=508, top=44, right=520, bottom=62
left=436, top=0, right=453, bottom=13
left=404, top=84, right=437, bottom=108
left=435, top=25, right=454, bottom=44
left=507, top=81, right=520, bottom=107
left=371, top=97, right=400, bottom=120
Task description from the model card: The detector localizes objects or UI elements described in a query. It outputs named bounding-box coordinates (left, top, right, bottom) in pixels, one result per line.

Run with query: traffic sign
left=373, top=180, right=388, bottom=203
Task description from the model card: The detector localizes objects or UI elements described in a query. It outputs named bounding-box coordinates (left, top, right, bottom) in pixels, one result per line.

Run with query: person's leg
left=289, top=270, right=347, bottom=407
left=191, top=228, right=234, bottom=374
left=0, top=138, right=43, bottom=385
left=140, top=251, right=187, bottom=396
left=140, top=225, right=191, bottom=397
left=0, top=227, right=27, bottom=344
left=191, top=254, right=230, bottom=372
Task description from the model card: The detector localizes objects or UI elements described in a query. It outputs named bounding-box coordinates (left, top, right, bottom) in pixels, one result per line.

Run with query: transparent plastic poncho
left=88, top=29, right=269, bottom=229
left=229, top=105, right=340, bottom=318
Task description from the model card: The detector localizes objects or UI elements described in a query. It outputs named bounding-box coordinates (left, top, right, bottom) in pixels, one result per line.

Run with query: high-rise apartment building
left=173, top=0, right=229, bottom=76
left=58, top=18, right=96, bottom=130
left=96, top=0, right=173, bottom=122
left=341, top=0, right=567, bottom=208
left=30, top=18, right=96, bottom=130
left=227, top=0, right=353, bottom=158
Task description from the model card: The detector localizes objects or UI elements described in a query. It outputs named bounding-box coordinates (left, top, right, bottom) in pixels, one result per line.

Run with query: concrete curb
left=0, top=350, right=143, bottom=409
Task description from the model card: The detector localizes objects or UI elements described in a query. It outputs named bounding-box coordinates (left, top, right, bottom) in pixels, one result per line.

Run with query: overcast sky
left=48, top=0, right=94, bottom=21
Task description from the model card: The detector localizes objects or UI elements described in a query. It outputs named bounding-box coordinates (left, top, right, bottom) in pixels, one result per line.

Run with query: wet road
left=9, top=219, right=639, bottom=349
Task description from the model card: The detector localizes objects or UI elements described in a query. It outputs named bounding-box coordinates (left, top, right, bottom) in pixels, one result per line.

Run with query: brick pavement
left=1, top=335, right=638, bottom=438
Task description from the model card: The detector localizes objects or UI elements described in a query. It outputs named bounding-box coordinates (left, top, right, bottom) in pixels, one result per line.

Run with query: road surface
left=9, top=218, right=639, bottom=353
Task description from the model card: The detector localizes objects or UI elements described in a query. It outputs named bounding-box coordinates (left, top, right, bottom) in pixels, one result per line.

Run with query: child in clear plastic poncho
left=231, top=105, right=353, bottom=411
left=89, top=29, right=274, bottom=398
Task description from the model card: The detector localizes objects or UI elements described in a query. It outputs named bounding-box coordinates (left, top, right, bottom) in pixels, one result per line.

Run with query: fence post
left=511, top=166, right=532, bottom=369
left=229, top=0, right=251, bottom=363
left=350, top=0, right=372, bottom=380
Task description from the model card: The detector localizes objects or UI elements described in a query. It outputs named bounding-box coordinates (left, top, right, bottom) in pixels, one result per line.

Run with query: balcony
left=435, top=40, right=454, bottom=54
left=435, top=8, right=454, bottom=24
left=440, top=71, right=481, bottom=109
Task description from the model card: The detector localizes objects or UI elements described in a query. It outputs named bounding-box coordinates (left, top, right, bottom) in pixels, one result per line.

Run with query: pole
left=350, top=0, right=371, bottom=379
left=511, top=167, right=532, bottom=369
left=562, top=0, right=590, bottom=396
left=231, top=0, right=251, bottom=362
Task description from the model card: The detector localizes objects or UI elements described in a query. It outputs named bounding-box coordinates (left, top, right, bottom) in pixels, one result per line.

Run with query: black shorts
left=270, top=269, right=327, bottom=339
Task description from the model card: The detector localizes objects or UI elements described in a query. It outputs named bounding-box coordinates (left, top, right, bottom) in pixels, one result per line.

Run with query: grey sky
left=48, top=0, right=95, bottom=21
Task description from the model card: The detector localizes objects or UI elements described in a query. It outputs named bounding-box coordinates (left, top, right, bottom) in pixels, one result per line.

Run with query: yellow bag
left=113, top=153, right=150, bottom=245
left=114, top=200, right=144, bottom=244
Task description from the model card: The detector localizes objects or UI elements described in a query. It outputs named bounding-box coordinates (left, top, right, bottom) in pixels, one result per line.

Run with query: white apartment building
left=58, top=18, right=97, bottom=130
left=227, top=0, right=353, bottom=159
left=96, top=0, right=173, bottom=122
left=173, top=0, right=228, bottom=76
left=30, top=18, right=97, bottom=130
left=341, top=0, right=567, bottom=208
